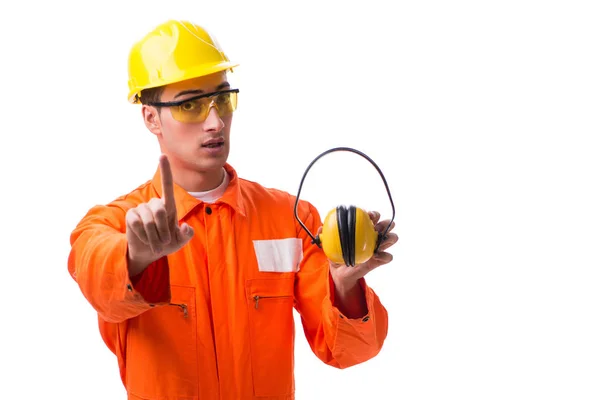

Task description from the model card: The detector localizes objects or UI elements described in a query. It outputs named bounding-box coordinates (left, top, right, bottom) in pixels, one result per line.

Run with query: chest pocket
left=252, top=238, right=303, bottom=273
left=245, top=277, right=296, bottom=397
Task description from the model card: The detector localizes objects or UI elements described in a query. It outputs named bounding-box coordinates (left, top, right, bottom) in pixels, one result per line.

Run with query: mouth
left=201, top=138, right=225, bottom=148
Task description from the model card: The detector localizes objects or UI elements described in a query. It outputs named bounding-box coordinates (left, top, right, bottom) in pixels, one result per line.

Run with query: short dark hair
left=138, top=86, right=165, bottom=105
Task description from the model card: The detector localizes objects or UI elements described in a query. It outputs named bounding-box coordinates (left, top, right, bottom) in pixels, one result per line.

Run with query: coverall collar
left=151, top=162, right=247, bottom=220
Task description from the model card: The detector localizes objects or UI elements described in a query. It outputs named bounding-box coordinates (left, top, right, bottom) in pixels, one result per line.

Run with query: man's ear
left=142, top=105, right=162, bottom=136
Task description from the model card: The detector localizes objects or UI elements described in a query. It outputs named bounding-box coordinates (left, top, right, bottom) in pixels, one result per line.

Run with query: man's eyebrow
left=174, top=82, right=231, bottom=99
left=174, top=89, right=204, bottom=99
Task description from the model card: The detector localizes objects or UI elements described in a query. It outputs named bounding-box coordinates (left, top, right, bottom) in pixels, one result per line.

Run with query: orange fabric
left=68, top=163, right=388, bottom=400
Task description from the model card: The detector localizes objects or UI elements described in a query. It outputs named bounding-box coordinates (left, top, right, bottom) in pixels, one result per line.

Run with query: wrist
left=127, top=250, right=156, bottom=278
left=331, top=275, right=368, bottom=319
left=332, top=276, right=360, bottom=298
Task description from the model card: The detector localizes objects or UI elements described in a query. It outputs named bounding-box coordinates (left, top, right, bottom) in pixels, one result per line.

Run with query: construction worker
left=67, top=20, right=398, bottom=400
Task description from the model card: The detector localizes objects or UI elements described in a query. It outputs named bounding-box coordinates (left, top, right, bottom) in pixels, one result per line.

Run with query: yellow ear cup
left=319, top=206, right=379, bottom=266
left=353, top=208, right=379, bottom=265
left=319, top=208, right=345, bottom=265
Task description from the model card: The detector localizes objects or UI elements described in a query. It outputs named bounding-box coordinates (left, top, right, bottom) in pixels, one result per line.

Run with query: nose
left=203, top=104, right=225, bottom=132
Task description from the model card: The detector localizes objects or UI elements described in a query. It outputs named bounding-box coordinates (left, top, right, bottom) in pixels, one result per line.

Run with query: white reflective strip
left=252, top=238, right=303, bottom=273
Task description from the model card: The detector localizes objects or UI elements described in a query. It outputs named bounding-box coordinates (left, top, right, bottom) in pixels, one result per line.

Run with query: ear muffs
left=318, top=205, right=380, bottom=266
left=294, top=147, right=396, bottom=267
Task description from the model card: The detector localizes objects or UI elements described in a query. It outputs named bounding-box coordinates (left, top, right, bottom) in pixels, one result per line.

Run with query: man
left=68, top=20, right=398, bottom=400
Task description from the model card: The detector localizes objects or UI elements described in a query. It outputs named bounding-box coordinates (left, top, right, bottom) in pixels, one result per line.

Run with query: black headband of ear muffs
left=294, top=147, right=396, bottom=254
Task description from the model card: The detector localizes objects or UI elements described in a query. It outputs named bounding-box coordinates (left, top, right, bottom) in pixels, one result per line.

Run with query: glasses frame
left=146, top=88, right=240, bottom=121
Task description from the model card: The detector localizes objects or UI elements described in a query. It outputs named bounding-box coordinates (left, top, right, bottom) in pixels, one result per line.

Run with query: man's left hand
left=323, top=210, right=398, bottom=290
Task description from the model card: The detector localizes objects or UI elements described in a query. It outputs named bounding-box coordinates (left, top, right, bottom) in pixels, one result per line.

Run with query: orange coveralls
left=68, top=163, right=389, bottom=400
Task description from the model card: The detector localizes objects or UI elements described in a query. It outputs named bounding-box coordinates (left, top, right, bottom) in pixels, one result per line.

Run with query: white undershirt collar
left=187, top=168, right=230, bottom=203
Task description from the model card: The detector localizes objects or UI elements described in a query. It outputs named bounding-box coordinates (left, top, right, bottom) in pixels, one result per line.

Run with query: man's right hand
left=125, top=154, right=195, bottom=277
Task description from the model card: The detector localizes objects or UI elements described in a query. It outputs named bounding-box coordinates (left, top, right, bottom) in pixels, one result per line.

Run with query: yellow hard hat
left=127, top=20, right=238, bottom=103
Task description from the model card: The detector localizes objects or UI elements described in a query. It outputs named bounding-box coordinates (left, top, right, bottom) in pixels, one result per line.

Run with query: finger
left=159, top=154, right=177, bottom=219
left=375, top=219, right=395, bottom=233
left=137, top=204, right=163, bottom=254
left=174, top=222, right=195, bottom=246
left=373, top=251, right=393, bottom=263
left=126, top=208, right=149, bottom=244
left=368, top=211, right=381, bottom=225
left=364, top=251, right=394, bottom=272
left=377, top=232, right=398, bottom=251
left=148, top=198, right=171, bottom=244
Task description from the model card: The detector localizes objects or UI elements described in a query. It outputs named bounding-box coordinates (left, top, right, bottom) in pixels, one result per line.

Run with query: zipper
left=253, top=295, right=291, bottom=309
left=169, top=302, right=189, bottom=318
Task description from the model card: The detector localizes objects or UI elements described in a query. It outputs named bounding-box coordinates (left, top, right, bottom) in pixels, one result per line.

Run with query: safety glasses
left=147, top=89, right=239, bottom=123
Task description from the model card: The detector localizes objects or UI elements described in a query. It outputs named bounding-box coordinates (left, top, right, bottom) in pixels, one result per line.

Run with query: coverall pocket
left=246, top=277, right=295, bottom=397
left=126, top=285, right=198, bottom=399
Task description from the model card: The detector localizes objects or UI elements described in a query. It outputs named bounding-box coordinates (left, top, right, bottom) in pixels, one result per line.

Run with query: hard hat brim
left=128, top=60, right=239, bottom=104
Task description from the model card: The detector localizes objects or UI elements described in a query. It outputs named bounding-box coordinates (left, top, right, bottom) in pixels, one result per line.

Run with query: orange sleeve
left=292, top=200, right=389, bottom=369
left=67, top=201, right=171, bottom=324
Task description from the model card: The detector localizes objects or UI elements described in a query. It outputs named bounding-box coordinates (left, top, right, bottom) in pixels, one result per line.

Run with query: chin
left=194, top=157, right=227, bottom=171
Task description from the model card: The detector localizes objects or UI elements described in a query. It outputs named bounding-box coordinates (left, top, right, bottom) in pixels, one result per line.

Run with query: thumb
left=175, top=222, right=195, bottom=245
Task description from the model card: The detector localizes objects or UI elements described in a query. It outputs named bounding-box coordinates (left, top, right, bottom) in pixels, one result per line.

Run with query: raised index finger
left=159, top=154, right=177, bottom=216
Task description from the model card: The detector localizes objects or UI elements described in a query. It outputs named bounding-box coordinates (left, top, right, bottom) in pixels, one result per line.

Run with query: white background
left=1, top=0, right=599, bottom=399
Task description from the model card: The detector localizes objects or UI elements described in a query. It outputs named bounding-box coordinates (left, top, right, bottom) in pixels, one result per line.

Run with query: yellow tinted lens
left=215, top=92, right=237, bottom=116
left=170, top=98, right=209, bottom=122
left=169, top=92, right=238, bottom=122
